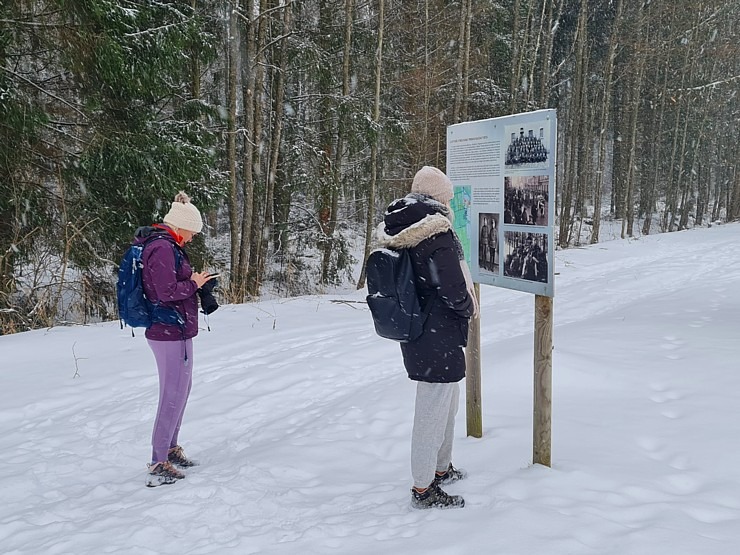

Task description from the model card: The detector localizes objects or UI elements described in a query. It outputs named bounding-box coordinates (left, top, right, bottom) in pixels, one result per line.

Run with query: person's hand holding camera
left=197, top=273, right=219, bottom=315
left=191, top=271, right=214, bottom=288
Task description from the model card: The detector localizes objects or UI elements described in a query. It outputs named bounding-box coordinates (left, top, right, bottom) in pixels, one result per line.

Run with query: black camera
left=197, top=277, right=219, bottom=315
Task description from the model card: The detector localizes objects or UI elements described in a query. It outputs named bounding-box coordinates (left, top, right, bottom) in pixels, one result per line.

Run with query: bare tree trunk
left=246, top=0, right=269, bottom=296
left=574, top=42, right=592, bottom=228
left=257, top=1, right=292, bottom=287
left=462, top=0, right=472, bottom=120
left=695, top=164, right=707, bottom=226
left=226, top=0, right=241, bottom=298
left=671, top=107, right=691, bottom=230
left=452, top=0, right=469, bottom=123
left=730, top=165, right=740, bottom=220
left=680, top=48, right=716, bottom=229
left=591, top=0, right=623, bottom=243
left=316, top=0, right=334, bottom=285
left=710, top=133, right=726, bottom=222
left=538, top=0, right=564, bottom=107
left=710, top=143, right=722, bottom=221
left=510, top=0, right=521, bottom=111
left=321, top=0, right=354, bottom=284
left=682, top=96, right=712, bottom=228
left=642, top=57, right=669, bottom=235
left=192, top=2, right=219, bottom=238
left=622, top=4, right=647, bottom=239
left=559, top=0, right=587, bottom=248
left=513, top=0, right=536, bottom=109
left=237, top=0, right=257, bottom=300
left=357, top=0, right=384, bottom=290
left=621, top=72, right=644, bottom=238
left=526, top=0, right=547, bottom=107
left=662, top=28, right=694, bottom=232
left=422, top=0, right=431, bottom=161
left=672, top=63, right=694, bottom=231
left=191, top=0, right=201, bottom=100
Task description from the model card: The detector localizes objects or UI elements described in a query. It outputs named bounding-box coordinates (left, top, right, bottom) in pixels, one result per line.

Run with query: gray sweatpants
left=411, top=381, right=460, bottom=489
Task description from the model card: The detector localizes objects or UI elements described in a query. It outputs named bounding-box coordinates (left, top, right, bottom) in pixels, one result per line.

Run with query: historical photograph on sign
left=504, top=122, right=550, bottom=169
left=503, top=231, right=549, bottom=283
left=504, top=175, right=550, bottom=226
left=478, top=213, right=499, bottom=274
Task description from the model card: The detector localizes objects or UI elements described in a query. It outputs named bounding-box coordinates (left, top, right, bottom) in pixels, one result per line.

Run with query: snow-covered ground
left=1, top=223, right=739, bottom=554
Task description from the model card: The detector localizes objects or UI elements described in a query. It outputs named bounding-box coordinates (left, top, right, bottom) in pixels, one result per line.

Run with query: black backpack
left=365, top=247, right=432, bottom=342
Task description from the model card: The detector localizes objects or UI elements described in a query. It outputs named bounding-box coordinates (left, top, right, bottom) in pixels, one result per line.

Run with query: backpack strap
left=141, top=234, right=184, bottom=270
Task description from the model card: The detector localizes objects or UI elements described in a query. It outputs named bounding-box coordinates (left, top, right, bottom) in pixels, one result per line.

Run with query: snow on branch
left=0, top=66, right=89, bottom=120
left=670, top=74, right=740, bottom=93
left=123, top=19, right=191, bottom=38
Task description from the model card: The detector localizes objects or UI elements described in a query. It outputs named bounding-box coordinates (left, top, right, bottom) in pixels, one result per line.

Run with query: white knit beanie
left=410, top=166, right=454, bottom=203
left=163, top=191, right=203, bottom=233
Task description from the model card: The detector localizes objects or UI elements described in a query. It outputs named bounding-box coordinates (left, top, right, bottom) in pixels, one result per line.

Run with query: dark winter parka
left=134, top=225, right=200, bottom=341
left=377, top=194, right=474, bottom=383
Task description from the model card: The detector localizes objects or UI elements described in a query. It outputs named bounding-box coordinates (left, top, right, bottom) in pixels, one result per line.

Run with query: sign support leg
left=533, top=294, right=553, bottom=466
left=466, top=283, right=482, bottom=438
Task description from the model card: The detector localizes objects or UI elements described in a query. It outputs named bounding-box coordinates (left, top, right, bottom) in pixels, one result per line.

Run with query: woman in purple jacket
left=138, top=192, right=215, bottom=487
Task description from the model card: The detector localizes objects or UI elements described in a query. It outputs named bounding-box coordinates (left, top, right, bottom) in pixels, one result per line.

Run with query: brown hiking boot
left=168, top=445, right=198, bottom=468
left=146, top=461, right=185, bottom=487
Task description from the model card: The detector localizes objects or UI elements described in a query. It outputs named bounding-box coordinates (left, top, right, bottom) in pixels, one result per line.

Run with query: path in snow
left=1, top=223, right=739, bottom=554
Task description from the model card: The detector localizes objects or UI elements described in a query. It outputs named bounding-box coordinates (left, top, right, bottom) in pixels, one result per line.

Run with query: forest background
left=1, top=0, right=738, bottom=334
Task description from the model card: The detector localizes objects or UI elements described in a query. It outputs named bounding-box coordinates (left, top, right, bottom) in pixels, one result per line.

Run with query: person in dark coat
left=136, top=191, right=216, bottom=487
left=522, top=250, right=538, bottom=281
left=479, top=218, right=489, bottom=271
left=488, top=218, right=497, bottom=270
left=376, top=166, right=478, bottom=509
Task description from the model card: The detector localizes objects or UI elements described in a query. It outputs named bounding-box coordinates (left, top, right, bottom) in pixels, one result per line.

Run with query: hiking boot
left=168, top=445, right=198, bottom=468
left=411, top=483, right=465, bottom=509
left=146, top=461, right=185, bottom=487
left=433, top=463, right=467, bottom=487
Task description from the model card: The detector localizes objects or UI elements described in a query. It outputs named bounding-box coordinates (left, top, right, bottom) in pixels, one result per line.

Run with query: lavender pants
left=147, top=339, right=193, bottom=464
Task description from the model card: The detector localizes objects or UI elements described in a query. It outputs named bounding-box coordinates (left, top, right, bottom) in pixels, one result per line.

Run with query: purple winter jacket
left=135, top=226, right=200, bottom=341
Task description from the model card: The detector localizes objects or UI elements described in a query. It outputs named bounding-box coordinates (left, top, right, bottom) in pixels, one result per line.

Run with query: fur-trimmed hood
left=375, top=193, right=452, bottom=250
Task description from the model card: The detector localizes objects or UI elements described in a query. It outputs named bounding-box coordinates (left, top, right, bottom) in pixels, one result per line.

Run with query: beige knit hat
left=163, top=191, right=203, bottom=233
left=410, top=166, right=454, bottom=203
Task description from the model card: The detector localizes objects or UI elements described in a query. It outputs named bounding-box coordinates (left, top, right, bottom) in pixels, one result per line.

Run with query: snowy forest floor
left=1, top=222, right=739, bottom=554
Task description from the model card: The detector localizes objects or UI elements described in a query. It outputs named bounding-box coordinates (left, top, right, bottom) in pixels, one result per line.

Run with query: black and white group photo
left=504, top=125, right=549, bottom=167
left=478, top=213, right=499, bottom=273
left=503, top=231, right=548, bottom=283
left=504, top=175, right=549, bottom=226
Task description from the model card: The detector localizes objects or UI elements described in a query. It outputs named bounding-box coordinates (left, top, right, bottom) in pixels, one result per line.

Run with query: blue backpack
left=117, top=236, right=185, bottom=329
left=365, top=247, right=433, bottom=342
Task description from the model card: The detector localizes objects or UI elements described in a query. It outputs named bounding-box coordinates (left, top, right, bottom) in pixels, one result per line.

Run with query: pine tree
left=61, top=0, right=226, bottom=264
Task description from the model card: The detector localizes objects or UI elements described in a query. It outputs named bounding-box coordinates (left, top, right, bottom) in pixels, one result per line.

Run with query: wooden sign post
left=466, top=283, right=482, bottom=438
left=533, top=294, right=553, bottom=467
